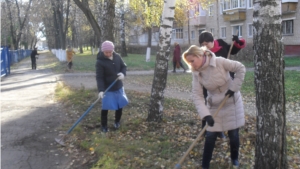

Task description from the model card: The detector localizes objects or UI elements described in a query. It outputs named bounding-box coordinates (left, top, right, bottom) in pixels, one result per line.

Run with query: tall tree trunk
left=73, top=0, right=102, bottom=47
left=101, top=0, right=115, bottom=43
left=120, top=0, right=127, bottom=57
left=147, top=0, right=176, bottom=122
left=63, top=0, right=71, bottom=49
left=145, top=27, right=152, bottom=62
left=253, top=0, right=287, bottom=168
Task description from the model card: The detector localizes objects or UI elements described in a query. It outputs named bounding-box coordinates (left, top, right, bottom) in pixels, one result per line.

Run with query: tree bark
left=147, top=0, right=176, bottom=122
left=253, top=0, right=287, bottom=168
left=101, top=0, right=115, bottom=43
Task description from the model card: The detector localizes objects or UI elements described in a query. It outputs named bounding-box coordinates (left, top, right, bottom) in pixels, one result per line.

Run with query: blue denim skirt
left=101, top=87, right=128, bottom=110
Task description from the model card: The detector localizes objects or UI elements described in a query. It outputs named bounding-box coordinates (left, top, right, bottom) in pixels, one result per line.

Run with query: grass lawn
left=49, top=50, right=299, bottom=73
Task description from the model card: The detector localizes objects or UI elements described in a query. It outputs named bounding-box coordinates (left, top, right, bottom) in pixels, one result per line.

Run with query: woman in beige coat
left=182, top=45, right=246, bottom=169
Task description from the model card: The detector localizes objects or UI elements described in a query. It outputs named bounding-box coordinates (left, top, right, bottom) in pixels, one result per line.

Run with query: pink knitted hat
left=101, top=41, right=114, bottom=51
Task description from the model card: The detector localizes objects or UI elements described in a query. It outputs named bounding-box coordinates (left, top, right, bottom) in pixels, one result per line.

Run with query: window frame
left=282, top=19, right=294, bottom=35
left=222, top=0, right=246, bottom=11
left=209, top=5, right=214, bottom=16
left=232, top=25, right=243, bottom=37
left=172, top=28, right=184, bottom=39
left=191, top=30, right=195, bottom=39
left=247, top=23, right=253, bottom=38
left=221, top=27, right=227, bottom=38
left=247, top=0, right=253, bottom=8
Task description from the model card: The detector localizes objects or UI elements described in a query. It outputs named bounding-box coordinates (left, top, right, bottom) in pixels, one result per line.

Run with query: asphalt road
left=1, top=54, right=73, bottom=169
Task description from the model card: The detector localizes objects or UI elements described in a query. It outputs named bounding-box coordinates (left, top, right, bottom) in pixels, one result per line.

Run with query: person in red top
left=172, top=42, right=186, bottom=73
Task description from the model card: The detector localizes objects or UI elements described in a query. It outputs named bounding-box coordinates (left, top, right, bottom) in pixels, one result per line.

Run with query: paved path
left=1, top=55, right=73, bottom=169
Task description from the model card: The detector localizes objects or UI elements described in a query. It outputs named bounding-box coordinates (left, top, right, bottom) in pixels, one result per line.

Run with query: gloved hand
left=98, top=92, right=104, bottom=99
left=117, top=72, right=124, bottom=80
left=232, top=35, right=240, bottom=43
left=225, top=90, right=234, bottom=98
left=204, top=115, right=214, bottom=127
left=232, top=35, right=243, bottom=45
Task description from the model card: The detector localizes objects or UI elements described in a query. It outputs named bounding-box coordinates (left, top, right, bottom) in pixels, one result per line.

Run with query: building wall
left=128, top=0, right=299, bottom=55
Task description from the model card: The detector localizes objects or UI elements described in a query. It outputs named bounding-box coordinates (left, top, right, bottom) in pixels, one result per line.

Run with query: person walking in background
left=66, top=46, right=76, bottom=72
left=96, top=41, right=129, bottom=133
left=198, top=31, right=246, bottom=138
left=172, top=42, right=186, bottom=73
left=30, top=47, right=39, bottom=70
left=182, top=45, right=246, bottom=169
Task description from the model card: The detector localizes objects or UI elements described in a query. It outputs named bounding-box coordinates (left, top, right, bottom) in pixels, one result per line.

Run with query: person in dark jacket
left=96, top=41, right=128, bottom=133
left=198, top=31, right=246, bottom=140
left=30, top=47, right=39, bottom=70
left=172, top=42, right=186, bottom=73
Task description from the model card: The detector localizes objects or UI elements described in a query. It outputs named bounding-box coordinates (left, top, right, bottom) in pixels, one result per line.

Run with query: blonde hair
left=182, top=45, right=212, bottom=71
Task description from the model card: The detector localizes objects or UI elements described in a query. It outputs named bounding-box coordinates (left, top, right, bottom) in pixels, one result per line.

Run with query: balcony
left=282, top=1, right=298, bottom=14
left=223, top=9, right=246, bottom=22
left=189, top=16, right=206, bottom=26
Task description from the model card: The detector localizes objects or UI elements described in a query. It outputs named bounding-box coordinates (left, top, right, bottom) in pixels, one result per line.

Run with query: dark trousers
left=101, top=108, right=123, bottom=127
left=68, top=61, right=73, bottom=69
left=31, top=57, right=36, bottom=69
left=202, top=128, right=240, bottom=168
left=172, top=61, right=186, bottom=71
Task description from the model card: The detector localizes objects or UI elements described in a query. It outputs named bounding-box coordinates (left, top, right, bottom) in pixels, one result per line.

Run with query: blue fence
left=1, top=47, right=32, bottom=77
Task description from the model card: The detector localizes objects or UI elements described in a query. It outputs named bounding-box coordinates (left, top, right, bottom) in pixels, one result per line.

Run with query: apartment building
left=128, top=0, right=299, bottom=55
left=173, top=0, right=300, bottom=55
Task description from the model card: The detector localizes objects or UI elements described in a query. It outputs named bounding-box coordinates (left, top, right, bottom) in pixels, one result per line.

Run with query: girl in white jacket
left=182, top=45, right=246, bottom=169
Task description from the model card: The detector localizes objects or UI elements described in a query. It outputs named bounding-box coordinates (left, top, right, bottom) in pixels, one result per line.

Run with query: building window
left=220, top=3, right=224, bottom=14
left=223, top=0, right=246, bottom=10
left=223, top=0, right=230, bottom=10
left=210, top=28, right=214, bottom=35
left=209, top=5, right=213, bottom=16
left=184, top=31, right=188, bottom=40
left=191, top=31, right=195, bottom=39
left=248, top=0, right=253, bottom=8
left=172, top=28, right=183, bottom=39
left=282, top=20, right=293, bottom=35
left=199, top=29, right=205, bottom=36
left=221, top=27, right=226, bottom=38
left=248, top=24, right=253, bottom=37
left=232, top=25, right=242, bottom=36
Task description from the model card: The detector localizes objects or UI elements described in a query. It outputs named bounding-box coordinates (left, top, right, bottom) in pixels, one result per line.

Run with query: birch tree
left=147, top=0, right=176, bottom=122
left=253, top=0, right=287, bottom=168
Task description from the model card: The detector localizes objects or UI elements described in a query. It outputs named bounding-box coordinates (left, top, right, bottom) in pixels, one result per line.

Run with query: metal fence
left=1, top=47, right=32, bottom=77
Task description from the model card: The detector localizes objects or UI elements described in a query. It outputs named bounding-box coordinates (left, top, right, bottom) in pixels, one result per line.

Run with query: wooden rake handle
left=174, top=95, right=230, bottom=169
left=227, top=30, right=239, bottom=59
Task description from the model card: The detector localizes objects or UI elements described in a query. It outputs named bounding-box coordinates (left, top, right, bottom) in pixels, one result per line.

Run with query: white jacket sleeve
left=191, top=72, right=211, bottom=119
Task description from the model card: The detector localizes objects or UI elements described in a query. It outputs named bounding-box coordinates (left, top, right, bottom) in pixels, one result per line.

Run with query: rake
left=174, top=95, right=229, bottom=169
left=55, top=78, right=119, bottom=146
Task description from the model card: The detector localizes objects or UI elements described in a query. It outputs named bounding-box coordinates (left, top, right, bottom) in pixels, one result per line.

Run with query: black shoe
left=232, top=159, right=239, bottom=167
left=114, top=122, right=120, bottom=129
left=101, top=126, right=108, bottom=133
left=172, top=70, right=176, bottom=73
